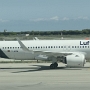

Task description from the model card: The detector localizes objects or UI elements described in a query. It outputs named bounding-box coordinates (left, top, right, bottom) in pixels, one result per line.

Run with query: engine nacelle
left=63, top=54, right=86, bottom=67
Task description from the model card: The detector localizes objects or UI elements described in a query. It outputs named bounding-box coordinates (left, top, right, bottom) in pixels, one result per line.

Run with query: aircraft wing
left=33, top=50, right=86, bottom=57
left=33, top=50, right=72, bottom=56
left=16, top=38, right=86, bottom=57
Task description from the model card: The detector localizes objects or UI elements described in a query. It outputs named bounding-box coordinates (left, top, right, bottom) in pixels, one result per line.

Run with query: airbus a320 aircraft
left=0, top=38, right=89, bottom=69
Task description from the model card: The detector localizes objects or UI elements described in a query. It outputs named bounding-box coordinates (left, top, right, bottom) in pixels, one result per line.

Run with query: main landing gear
left=50, top=62, right=58, bottom=69
left=49, top=56, right=58, bottom=69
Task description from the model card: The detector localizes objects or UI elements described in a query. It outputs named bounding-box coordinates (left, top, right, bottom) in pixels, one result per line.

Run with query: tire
left=54, top=62, right=58, bottom=67
left=50, top=64, right=55, bottom=69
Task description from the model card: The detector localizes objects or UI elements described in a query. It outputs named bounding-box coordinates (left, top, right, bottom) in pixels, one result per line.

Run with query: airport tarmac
left=0, top=62, right=90, bottom=90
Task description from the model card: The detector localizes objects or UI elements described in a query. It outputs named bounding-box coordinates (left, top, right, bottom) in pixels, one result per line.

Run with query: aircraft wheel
left=50, top=64, right=55, bottom=69
left=54, top=62, right=58, bottom=67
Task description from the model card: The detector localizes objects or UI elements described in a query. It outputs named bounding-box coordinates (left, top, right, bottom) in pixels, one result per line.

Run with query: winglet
left=16, top=37, right=32, bottom=52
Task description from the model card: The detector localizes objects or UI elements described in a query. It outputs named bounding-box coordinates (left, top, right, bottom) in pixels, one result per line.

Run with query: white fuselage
left=0, top=40, right=90, bottom=60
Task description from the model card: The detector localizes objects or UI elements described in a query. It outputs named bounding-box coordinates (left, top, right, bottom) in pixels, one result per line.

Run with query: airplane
left=0, top=38, right=89, bottom=69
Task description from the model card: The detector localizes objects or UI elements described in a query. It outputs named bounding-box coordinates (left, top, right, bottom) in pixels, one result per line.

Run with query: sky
left=0, top=0, right=90, bottom=32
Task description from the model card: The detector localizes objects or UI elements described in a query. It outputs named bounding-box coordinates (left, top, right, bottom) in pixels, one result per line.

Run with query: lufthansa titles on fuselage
left=80, top=41, right=89, bottom=45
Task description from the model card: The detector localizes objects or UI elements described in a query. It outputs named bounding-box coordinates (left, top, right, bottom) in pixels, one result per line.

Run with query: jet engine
left=63, top=54, right=86, bottom=67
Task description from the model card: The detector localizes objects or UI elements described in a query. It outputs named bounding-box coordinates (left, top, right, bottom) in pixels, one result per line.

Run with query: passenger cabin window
left=56, top=46, right=58, bottom=48
left=38, top=46, right=40, bottom=48
left=77, top=46, right=79, bottom=48
left=51, top=46, right=53, bottom=48
left=85, top=46, right=87, bottom=48
left=64, top=46, right=66, bottom=48
left=68, top=46, right=70, bottom=48
left=61, top=46, right=63, bottom=48
left=72, top=46, right=74, bottom=48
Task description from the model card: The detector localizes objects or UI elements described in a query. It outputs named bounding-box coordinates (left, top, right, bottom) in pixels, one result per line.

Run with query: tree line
left=0, top=29, right=90, bottom=36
